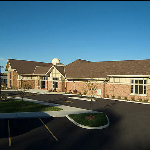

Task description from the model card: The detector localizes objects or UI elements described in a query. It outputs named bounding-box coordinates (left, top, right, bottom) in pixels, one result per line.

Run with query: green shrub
left=11, top=86, right=18, bottom=90
left=138, top=98, right=142, bottom=102
left=131, top=97, right=135, bottom=101
left=124, top=97, right=127, bottom=100
left=107, top=95, right=109, bottom=98
left=65, top=90, right=72, bottom=94
left=23, top=84, right=32, bottom=90
left=144, top=99, right=148, bottom=103
left=69, top=90, right=72, bottom=94
left=77, top=91, right=81, bottom=95
left=118, top=96, right=121, bottom=100
left=83, top=90, right=87, bottom=95
left=112, top=95, right=115, bottom=99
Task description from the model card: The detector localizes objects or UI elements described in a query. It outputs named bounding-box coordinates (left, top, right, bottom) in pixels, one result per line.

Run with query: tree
left=82, top=78, right=99, bottom=111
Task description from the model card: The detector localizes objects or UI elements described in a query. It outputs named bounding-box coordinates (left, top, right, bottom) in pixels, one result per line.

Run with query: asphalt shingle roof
left=65, top=59, right=150, bottom=78
left=6, top=58, right=150, bottom=78
left=33, top=66, right=52, bottom=75
left=7, top=59, right=52, bottom=74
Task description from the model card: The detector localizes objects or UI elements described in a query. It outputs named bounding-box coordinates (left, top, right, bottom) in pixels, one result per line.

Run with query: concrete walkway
left=24, top=89, right=65, bottom=95
left=0, top=97, right=98, bottom=119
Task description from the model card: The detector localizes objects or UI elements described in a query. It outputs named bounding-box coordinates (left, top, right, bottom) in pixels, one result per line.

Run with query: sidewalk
left=23, top=89, right=65, bottom=95
left=0, top=97, right=98, bottom=119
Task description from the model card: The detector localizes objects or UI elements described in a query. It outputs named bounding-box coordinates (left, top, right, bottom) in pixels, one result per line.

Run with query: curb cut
left=66, top=113, right=110, bottom=130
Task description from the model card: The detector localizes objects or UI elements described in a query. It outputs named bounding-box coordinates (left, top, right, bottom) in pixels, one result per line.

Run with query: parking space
left=0, top=117, right=57, bottom=149
left=1, top=91, right=150, bottom=150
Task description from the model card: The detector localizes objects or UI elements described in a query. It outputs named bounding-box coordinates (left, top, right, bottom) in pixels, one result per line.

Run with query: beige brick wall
left=66, top=81, right=106, bottom=97
left=45, top=80, right=48, bottom=90
left=7, top=71, right=18, bottom=88
left=48, top=81, right=52, bottom=90
left=21, top=80, right=35, bottom=89
left=57, top=81, right=65, bottom=92
left=106, top=83, right=150, bottom=101
left=7, top=72, right=10, bottom=88
left=106, top=84, right=131, bottom=99
left=12, top=71, right=18, bottom=88
left=35, top=79, right=39, bottom=89
left=17, top=80, right=20, bottom=89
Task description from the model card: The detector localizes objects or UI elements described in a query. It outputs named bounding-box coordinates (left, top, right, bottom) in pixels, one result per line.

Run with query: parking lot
left=1, top=91, right=150, bottom=150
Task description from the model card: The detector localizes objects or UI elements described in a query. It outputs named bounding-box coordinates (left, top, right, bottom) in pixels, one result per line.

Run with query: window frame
left=131, top=79, right=147, bottom=95
left=52, top=77, right=58, bottom=89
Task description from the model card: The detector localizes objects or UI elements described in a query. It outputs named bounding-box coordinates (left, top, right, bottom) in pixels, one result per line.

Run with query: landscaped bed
left=0, top=99, right=62, bottom=113
left=68, top=112, right=109, bottom=128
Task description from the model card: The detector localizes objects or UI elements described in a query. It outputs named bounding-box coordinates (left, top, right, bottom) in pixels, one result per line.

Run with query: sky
left=0, top=1, right=150, bottom=73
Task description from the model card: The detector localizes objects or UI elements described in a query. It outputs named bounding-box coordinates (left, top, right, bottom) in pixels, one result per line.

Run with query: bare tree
left=82, top=78, right=99, bottom=111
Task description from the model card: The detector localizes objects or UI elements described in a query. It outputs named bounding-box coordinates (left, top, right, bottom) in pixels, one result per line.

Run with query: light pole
left=0, top=66, right=4, bottom=101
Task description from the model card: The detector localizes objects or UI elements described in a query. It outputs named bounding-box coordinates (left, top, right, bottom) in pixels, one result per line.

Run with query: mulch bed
left=85, top=115, right=96, bottom=120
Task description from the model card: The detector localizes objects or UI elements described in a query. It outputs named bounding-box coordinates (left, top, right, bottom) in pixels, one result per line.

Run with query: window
left=53, top=77, right=58, bottom=89
left=41, top=76, right=47, bottom=80
left=131, top=79, right=147, bottom=95
left=53, top=81, right=58, bottom=89
left=53, top=77, right=58, bottom=80
left=43, top=77, right=47, bottom=80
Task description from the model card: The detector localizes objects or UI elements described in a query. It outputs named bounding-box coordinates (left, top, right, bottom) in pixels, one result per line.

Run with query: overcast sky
left=0, top=1, right=150, bottom=72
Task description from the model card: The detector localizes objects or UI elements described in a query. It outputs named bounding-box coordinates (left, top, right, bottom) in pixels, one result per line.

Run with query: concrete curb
left=103, top=98, right=150, bottom=105
left=68, top=96, right=96, bottom=102
left=66, top=113, right=110, bottom=130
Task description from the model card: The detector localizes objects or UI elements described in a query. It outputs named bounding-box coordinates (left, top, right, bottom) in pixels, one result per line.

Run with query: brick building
left=5, top=58, right=150, bottom=101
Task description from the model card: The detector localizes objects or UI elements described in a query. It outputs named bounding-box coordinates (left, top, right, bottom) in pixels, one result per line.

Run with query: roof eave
left=107, top=75, right=150, bottom=77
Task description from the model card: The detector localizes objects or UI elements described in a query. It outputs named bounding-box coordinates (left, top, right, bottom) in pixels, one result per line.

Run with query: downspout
left=47, top=77, right=48, bottom=90
left=103, top=80, right=105, bottom=98
left=107, top=80, right=108, bottom=97
left=113, top=77, right=114, bottom=96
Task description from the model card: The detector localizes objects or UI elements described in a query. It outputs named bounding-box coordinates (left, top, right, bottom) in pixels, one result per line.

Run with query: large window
left=53, top=77, right=58, bottom=89
left=131, top=79, right=147, bottom=95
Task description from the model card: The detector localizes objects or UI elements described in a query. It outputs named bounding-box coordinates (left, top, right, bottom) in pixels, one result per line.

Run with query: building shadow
left=0, top=115, right=54, bottom=138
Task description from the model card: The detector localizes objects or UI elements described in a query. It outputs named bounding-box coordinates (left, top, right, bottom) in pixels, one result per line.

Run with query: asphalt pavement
left=1, top=91, right=150, bottom=150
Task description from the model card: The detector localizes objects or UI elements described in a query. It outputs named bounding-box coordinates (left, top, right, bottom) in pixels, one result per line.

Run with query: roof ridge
left=8, top=59, right=52, bottom=64
left=94, top=59, right=150, bottom=63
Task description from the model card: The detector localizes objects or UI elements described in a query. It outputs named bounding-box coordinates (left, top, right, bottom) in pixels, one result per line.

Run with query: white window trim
left=130, top=94, right=147, bottom=96
left=131, top=79, right=147, bottom=95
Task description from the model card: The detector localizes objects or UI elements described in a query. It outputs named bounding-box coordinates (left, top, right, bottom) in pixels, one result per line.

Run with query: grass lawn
left=0, top=99, right=63, bottom=113
left=69, top=113, right=108, bottom=127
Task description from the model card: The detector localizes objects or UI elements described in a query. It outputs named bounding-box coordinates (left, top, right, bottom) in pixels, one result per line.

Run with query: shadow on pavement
left=0, top=117, right=54, bottom=138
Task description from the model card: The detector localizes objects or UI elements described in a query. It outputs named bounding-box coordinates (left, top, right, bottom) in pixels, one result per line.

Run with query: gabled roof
left=6, top=59, right=52, bottom=74
left=54, top=66, right=65, bottom=77
left=65, top=59, right=150, bottom=78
